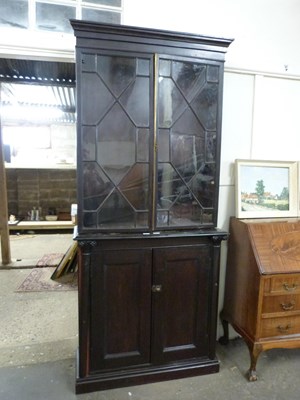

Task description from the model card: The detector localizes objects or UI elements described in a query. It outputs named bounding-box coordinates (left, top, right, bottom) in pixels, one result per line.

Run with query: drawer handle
left=283, top=283, right=298, bottom=291
left=280, top=300, right=295, bottom=311
left=277, top=324, right=291, bottom=333
left=152, top=285, right=162, bottom=293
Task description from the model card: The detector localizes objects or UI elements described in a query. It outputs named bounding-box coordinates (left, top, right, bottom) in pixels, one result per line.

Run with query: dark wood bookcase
left=71, top=20, right=232, bottom=393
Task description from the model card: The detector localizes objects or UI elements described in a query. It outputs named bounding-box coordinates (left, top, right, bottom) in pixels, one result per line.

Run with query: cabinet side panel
left=222, top=218, right=260, bottom=339
left=89, top=248, right=152, bottom=372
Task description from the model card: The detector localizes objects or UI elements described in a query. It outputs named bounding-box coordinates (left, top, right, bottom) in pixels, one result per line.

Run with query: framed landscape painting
left=235, top=159, right=298, bottom=219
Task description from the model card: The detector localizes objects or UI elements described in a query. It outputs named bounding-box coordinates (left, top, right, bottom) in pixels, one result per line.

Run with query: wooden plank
left=9, top=220, right=75, bottom=231
left=0, top=88, right=11, bottom=264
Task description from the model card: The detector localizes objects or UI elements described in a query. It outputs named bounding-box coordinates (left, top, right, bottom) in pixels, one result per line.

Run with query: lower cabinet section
left=76, top=233, right=226, bottom=393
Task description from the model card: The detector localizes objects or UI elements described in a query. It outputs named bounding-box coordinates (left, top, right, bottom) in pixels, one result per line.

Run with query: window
left=0, top=0, right=122, bottom=33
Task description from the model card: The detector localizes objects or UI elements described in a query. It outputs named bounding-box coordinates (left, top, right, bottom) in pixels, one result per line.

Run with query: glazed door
left=89, top=248, right=152, bottom=372
left=156, top=57, right=221, bottom=229
left=151, top=245, right=212, bottom=363
left=78, top=50, right=221, bottom=233
left=78, top=51, right=153, bottom=232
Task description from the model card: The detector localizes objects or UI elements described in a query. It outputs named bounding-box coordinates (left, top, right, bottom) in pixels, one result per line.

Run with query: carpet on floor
left=36, top=253, right=65, bottom=267
left=15, top=267, right=77, bottom=292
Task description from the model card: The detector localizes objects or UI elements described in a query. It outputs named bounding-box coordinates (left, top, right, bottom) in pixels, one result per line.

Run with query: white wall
left=123, top=0, right=300, bottom=75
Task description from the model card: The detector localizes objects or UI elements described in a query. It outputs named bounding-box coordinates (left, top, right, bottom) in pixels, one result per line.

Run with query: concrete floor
left=1, top=234, right=300, bottom=399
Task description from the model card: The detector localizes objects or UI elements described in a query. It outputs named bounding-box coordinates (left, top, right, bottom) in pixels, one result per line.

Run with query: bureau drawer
left=262, top=294, right=300, bottom=314
left=260, top=315, right=300, bottom=338
left=264, top=275, right=300, bottom=294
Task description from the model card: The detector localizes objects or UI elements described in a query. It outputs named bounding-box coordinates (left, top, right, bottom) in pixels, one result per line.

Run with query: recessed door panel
left=152, top=245, right=211, bottom=363
left=89, top=248, right=152, bottom=372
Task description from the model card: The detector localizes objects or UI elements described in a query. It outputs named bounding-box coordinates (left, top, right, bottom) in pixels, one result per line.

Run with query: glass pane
left=36, top=3, right=76, bottom=33
left=82, top=8, right=121, bottom=24
left=120, top=77, right=150, bottom=127
left=0, top=0, right=28, bottom=29
left=157, top=163, right=181, bottom=210
left=118, top=164, right=149, bottom=210
left=83, top=211, right=97, bottom=228
left=188, top=163, right=215, bottom=208
left=171, top=133, right=206, bottom=183
left=137, top=59, right=150, bottom=76
left=81, top=72, right=115, bottom=125
left=136, top=212, right=149, bottom=228
left=206, top=132, right=216, bottom=161
left=156, top=58, right=217, bottom=228
left=172, top=107, right=205, bottom=137
left=137, top=129, right=149, bottom=162
left=97, top=103, right=136, bottom=184
left=81, top=53, right=97, bottom=72
left=157, top=211, right=169, bottom=226
left=83, top=162, right=113, bottom=210
left=203, top=210, right=213, bottom=224
left=82, top=126, right=96, bottom=161
left=82, top=53, right=151, bottom=231
left=158, top=77, right=186, bottom=128
left=172, top=61, right=206, bottom=100
left=86, top=0, right=121, bottom=6
left=98, top=55, right=136, bottom=97
left=159, top=59, right=171, bottom=77
left=157, top=129, right=170, bottom=162
left=97, top=190, right=135, bottom=228
left=191, top=82, right=218, bottom=130
left=156, top=161, right=215, bottom=227
left=206, top=65, right=219, bottom=83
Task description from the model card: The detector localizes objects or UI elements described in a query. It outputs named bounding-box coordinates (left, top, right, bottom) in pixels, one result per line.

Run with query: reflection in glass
left=83, top=162, right=113, bottom=211
left=156, top=162, right=205, bottom=227
left=191, top=83, right=218, bottom=130
left=172, top=61, right=206, bottom=100
left=119, top=164, right=149, bottom=210
left=98, top=56, right=136, bottom=97
left=81, top=54, right=218, bottom=230
left=0, top=0, right=28, bottom=29
left=137, top=129, right=149, bottom=162
left=158, top=77, right=186, bottom=128
left=81, top=54, right=151, bottom=230
left=82, top=126, right=96, bottom=161
left=82, top=72, right=115, bottom=125
left=137, top=59, right=150, bottom=76
left=97, top=103, right=135, bottom=184
left=157, top=130, right=170, bottom=163
left=85, top=0, right=121, bottom=6
left=36, top=3, right=75, bottom=33
left=97, top=190, right=135, bottom=227
left=81, top=54, right=97, bottom=72
left=82, top=8, right=121, bottom=24
left=120, top=77, right=150, bottom=127
left=156, top=58, right=217, bottom=227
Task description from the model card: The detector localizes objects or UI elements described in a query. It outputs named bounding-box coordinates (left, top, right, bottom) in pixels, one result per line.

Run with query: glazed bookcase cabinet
left=71, top=20, right=232, bottom=394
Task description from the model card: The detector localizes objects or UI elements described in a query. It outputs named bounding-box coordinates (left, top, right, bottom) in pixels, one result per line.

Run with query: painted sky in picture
left=240, top=166, right=289, bottom=195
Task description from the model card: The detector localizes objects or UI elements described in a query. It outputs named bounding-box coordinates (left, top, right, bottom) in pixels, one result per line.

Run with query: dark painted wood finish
left=76, top=232, right=226, bottom=393
left=72, top=20, right=232, bottom=393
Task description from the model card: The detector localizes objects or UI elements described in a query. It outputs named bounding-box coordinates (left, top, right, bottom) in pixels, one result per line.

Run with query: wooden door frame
left=0, top=82, right=11, bottom=265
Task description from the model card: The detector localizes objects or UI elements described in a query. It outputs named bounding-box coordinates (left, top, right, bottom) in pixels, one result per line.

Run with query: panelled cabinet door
left=89, top=248, right=152, bottom=372
left=151, top=245, right=211, bottom=363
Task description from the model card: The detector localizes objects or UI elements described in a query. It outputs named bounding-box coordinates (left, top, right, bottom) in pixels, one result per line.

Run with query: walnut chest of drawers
left=220, top=217, right=300, bottom=381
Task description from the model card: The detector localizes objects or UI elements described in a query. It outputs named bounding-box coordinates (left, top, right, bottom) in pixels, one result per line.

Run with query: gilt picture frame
left=235, top=159, right=298, bottom=219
